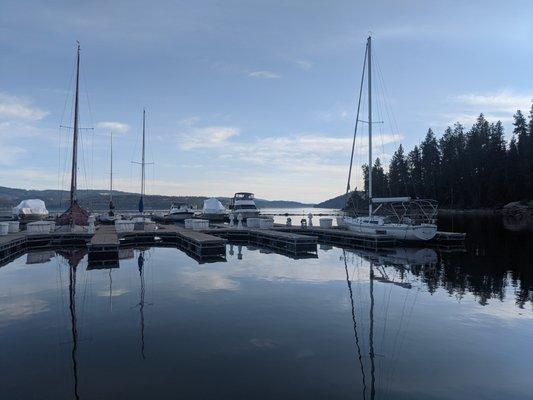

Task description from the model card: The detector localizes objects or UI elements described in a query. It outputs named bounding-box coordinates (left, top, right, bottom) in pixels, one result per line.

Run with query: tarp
left=203, top=198, right=226, bottom=214
left=12, top=199, right=48, bottom=216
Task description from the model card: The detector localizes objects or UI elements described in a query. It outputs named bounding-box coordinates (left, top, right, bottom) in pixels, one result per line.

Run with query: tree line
left=360, top=103, right=533, bottom=208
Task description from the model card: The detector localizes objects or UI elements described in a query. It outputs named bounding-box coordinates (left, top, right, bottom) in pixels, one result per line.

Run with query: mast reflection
left=137, top=250, right=147, bottom=360
left=342, top=250, right=367, bottom=399
left=57, top=250, right=86, bottom=400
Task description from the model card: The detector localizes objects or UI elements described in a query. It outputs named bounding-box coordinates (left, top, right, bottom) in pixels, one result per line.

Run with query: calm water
left=0, top=214, right=532, bottom=399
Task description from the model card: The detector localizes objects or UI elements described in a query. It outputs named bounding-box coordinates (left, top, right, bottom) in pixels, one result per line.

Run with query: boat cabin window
left=235, top=193, right=254, bottom=200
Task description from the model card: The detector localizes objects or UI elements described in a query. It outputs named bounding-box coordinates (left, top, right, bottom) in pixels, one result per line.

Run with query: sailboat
left=99, top=132, right=120, bottom=224
left=341, top=37, right=437, bottom=241
left=132, top=110, right=155, bottom=228
left=57, top=42, right=90, bottom=226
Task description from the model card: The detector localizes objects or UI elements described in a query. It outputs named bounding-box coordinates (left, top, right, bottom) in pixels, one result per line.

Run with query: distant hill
left=314, top=193, right=348, bottom=209
left=0, top=186, right=313, bottom=211
left=315, top=191, right=366, bottom=210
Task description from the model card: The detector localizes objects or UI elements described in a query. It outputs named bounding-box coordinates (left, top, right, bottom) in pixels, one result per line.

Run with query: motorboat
left=165, top=203, right=195, bottom=221
left=201, top=198, right=228, bottom=221
left=340, top=36, right=437, bottom=242
left=12, top=199, right=49, bottom=222
left=228, top=192, right=260, bottom=219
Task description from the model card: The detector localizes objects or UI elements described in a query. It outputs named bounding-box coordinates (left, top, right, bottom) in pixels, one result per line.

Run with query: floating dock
left=0, top=220, right=466, bottom=268
left=202, top=226, right=318, bottom=256
left=271, top=225, right=396, bottom=248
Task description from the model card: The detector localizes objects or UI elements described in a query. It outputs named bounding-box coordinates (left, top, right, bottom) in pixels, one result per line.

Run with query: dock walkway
left=272, top=225, right=396, bottom=249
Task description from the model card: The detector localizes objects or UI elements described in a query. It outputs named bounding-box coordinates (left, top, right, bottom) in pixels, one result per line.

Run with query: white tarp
left=203, top=198, right=226, bottom=214
left=12, top=199, right=49, bottom=216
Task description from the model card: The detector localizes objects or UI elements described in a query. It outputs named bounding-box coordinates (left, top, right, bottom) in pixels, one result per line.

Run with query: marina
left=2, top=2, right=533, bottom=399
left=1, top=219, right=467, bottom=269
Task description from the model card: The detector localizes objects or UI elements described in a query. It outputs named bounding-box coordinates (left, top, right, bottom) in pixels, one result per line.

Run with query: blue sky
left=1, top=0, right=532, bottom=203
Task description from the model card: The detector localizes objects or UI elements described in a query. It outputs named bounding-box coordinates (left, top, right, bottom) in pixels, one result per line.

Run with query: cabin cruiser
left=201, top=198, right=228, bottom=221
left=12, top=199, right=49, bottom=222
left=228, top=192, right=260, bottom=219
left=165, top=203, right=196, bottom=221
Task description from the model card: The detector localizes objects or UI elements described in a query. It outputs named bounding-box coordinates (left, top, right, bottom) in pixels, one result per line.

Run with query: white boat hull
left=164, top=212, right=195, bottom=222
left=343, top=217, right=437, bottom=241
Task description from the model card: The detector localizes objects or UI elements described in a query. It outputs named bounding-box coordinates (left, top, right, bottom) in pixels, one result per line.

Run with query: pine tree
left=420, top=129, right=440, bottom=198
left=439, top=124, right=466, bottom=207
left=407, top=145, right=423, bottom=197
left=388, top=145, right=409, bottom=196
left=506, top=135, right=523, bottom=201
left=487, top=121, right=507, bottom=205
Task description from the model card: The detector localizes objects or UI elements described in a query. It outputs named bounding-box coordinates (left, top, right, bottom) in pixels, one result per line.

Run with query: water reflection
left=0, top=224, right=532, bottom=399
left=137, top=250, right=148, bottom=360
left=57, top=250, right=86, bottom=400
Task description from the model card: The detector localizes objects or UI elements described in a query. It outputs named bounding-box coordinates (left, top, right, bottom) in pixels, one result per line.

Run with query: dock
left=271, top=225, right=396, bottom=249
left=0, top=220, right=466, bottom=268
left=202, top=226, right=318, bottom=257
left=87, top=225, right=120, bottom=266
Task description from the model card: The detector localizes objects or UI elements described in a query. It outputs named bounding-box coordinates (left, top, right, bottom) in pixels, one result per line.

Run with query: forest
left=360, top=103, right=533, bottom=208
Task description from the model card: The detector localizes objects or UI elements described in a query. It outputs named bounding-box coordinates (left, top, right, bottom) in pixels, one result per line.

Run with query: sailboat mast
left=141, top=109, right=146, bottom=198
left=110, top=132, right=113, bottom=201
left=367, top=36, right=373, bottom=217
left=70, top=42, right=81, bottom=206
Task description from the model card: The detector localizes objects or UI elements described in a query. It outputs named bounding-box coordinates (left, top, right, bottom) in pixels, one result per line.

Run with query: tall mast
left=367, top=36, right=373, bottom=217
left=70, top=42, right=81, bottom=206
left=110, top=132, right=113, bottom=201
left=141, top=109, right=146, bottom=198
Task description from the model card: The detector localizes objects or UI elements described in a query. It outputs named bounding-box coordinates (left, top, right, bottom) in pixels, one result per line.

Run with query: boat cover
left=12, top=199, right=48, bottom=216
left=203, top=198, right=226, bottom=214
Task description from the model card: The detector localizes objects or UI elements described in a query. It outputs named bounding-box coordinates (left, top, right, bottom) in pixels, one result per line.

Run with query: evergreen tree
left=407, top=145, right=423, bottom=197
left=465, top=114, right=491, bottom=206
left=362, top=158, right=389, bottom=198
left=388, top=145, right=409, bottom=196
left=420, top=129, right=440, bottom=198
left=370, top=107, right=533, bottom=208
left=506, top=135, right=522, bottom=201
left=438, top=124, right=466, bottom=207
left=486, top=121, right=507, bottom=205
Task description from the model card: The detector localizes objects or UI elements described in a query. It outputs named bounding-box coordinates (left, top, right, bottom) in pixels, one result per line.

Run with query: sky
left=1, top=0, right=532, bottom=203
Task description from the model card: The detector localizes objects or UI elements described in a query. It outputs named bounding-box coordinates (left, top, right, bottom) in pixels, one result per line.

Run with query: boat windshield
left=235, top=193, right=254, bottom=200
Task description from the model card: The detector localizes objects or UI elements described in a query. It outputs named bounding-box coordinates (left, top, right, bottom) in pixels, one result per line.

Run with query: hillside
left=315, top=191, right=367, bottom=210
left=0, top=186, right=314, bottom=211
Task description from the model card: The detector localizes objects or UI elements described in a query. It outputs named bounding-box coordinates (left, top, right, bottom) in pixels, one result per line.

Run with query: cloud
left=0, top=92, right=48, bottom=121
left=248, top=70, right=281, bottom=79
left=0, top=144, right=26, bottom=166
left=453, top=90, right=532, bottom=114
left=179, top=125, right=240, bottom=150
left=96, top=121, right=131, bottom=133
left=296, top=60, right=313, bottom=71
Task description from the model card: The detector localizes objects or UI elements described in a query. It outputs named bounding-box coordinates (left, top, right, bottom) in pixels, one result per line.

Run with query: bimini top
left=372, top=197, right=411, bottom=204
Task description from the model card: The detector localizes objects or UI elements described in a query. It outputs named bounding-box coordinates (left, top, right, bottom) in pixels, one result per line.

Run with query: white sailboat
left=342, top=36, right=437, bottom=241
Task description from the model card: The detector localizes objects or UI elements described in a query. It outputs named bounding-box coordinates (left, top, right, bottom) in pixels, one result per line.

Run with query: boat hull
left=164, top=212, right=195, bottom=222
left=343, top=218, right=437, bottom=241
